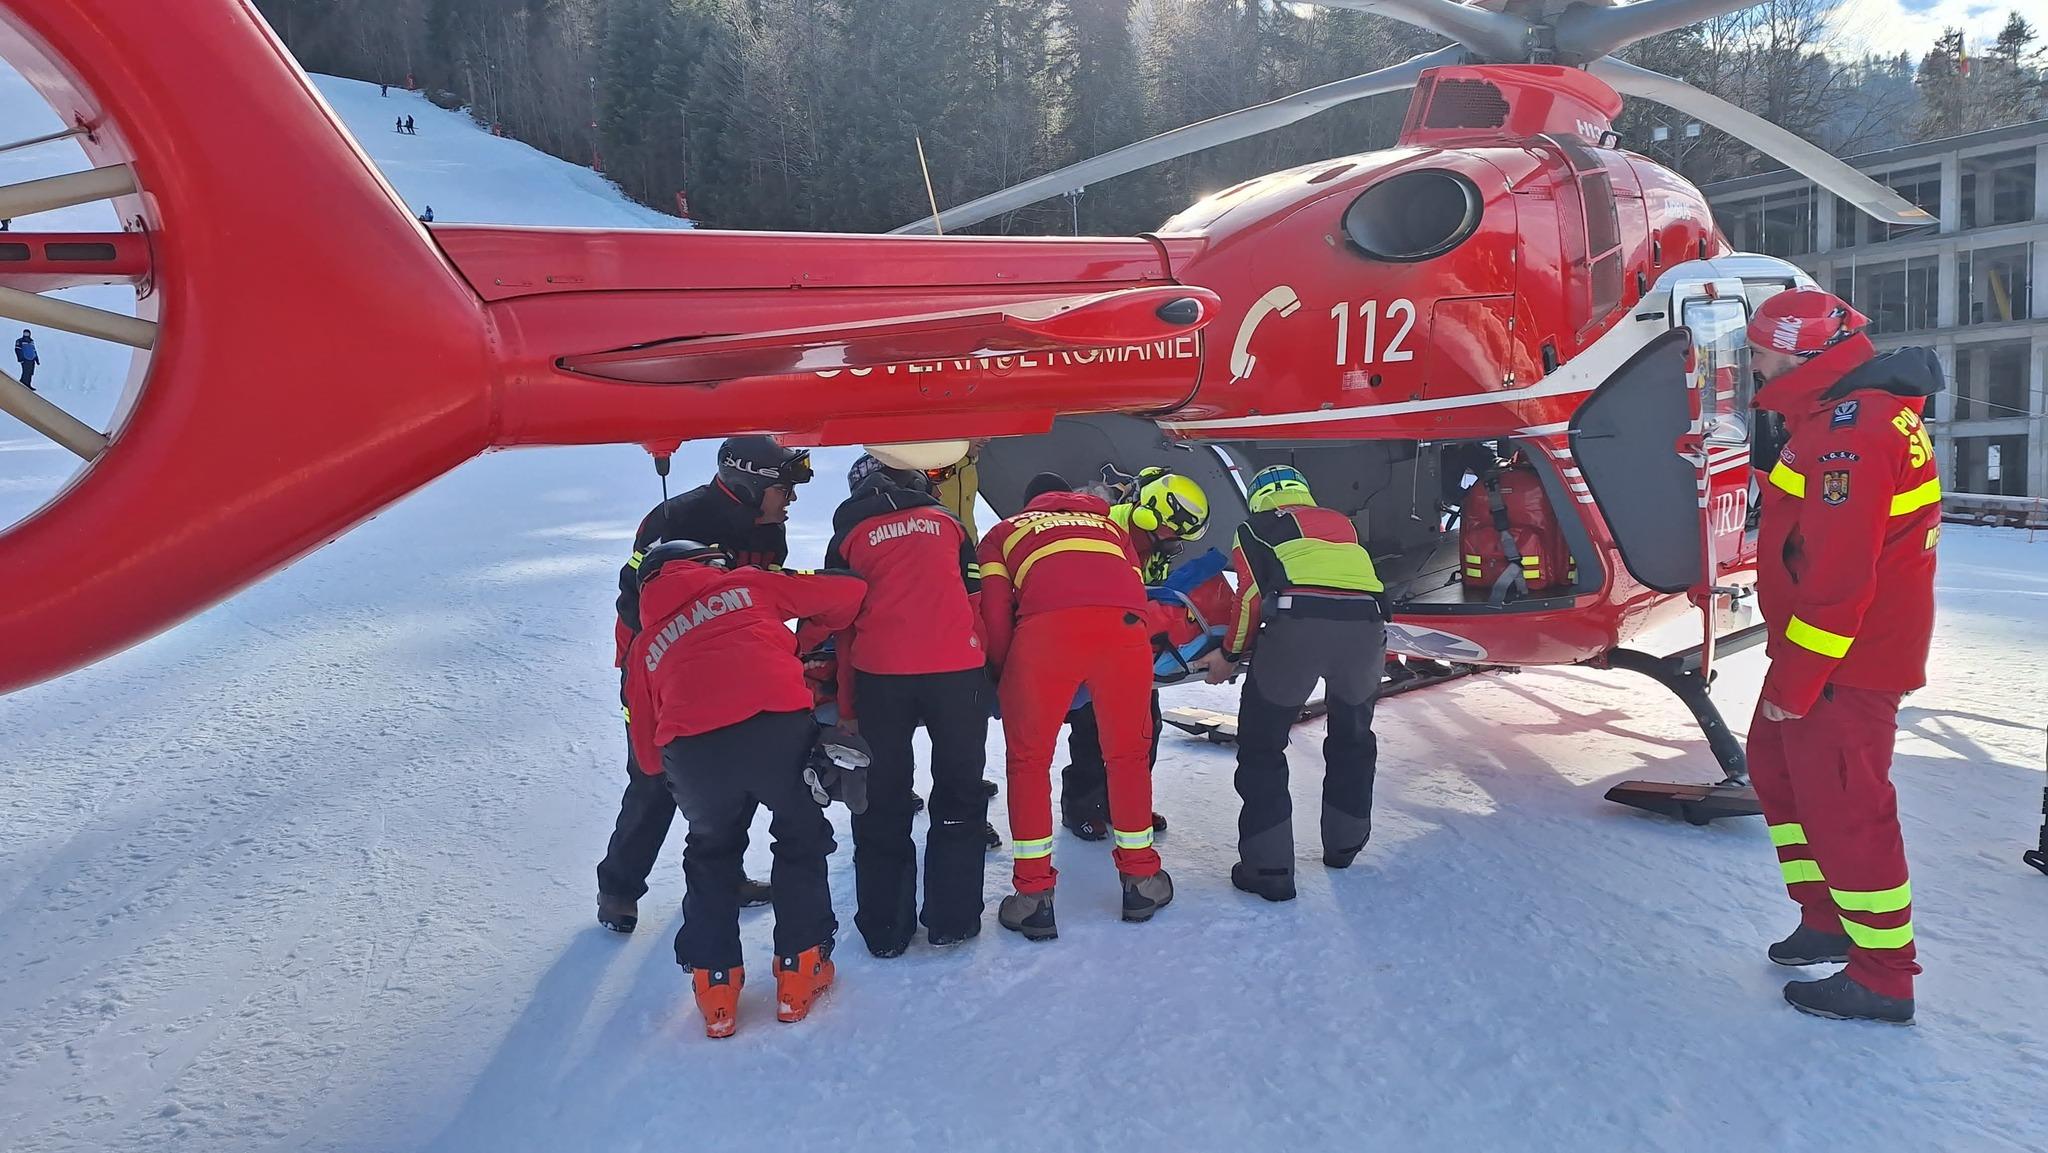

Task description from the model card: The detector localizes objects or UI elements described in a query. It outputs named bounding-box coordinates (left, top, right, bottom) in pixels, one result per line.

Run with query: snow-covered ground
left=4, top=69, right=2048, bottom=1153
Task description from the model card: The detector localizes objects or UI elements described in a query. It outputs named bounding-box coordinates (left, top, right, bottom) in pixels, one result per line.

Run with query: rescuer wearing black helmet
left=596, top=434, right=815, bottom=935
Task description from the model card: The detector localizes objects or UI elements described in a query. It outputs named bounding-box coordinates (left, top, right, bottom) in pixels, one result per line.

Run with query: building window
left=1952, top=340, right=2033, bottom=421
left=1960, top=149, right=2037, bottom=230
left=1950, top=433, right=2030, bottom=497
left=1835, top=196, right=1860, bottom=249
left=1877, top=167, right=1941, bottom=242
left=1958, top=243, right=2035, bottom=326
left=1844, top=258, right=1938, bottom=334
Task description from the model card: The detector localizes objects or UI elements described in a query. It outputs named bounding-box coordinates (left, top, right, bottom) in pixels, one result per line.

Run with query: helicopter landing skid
left=1599, top=627, right=1769, bottom=826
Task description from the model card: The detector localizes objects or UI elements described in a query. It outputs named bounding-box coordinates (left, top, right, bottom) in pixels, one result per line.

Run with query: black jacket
left=615, top=482, right=788, bottom=633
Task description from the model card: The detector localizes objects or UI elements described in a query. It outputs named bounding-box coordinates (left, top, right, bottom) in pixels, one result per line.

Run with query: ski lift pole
left=2026, top=725, right=2048, bottom=876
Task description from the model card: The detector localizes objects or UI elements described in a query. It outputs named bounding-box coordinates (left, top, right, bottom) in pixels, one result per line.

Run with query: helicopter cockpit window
left=1343, top=170, right=1482, bottom=263
left=1682, top=296, right=1753, bottom=446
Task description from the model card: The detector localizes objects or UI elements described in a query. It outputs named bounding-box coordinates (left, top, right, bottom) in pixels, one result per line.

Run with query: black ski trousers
left=1060, top=691, right=1162, bottom=825
left=596, top=731, right=760, bottom=902
left=1234, top=613, right=1385, bottom=877
left=852, top=668, right=990, bottom=952
left=662, top=709, right=836, bottom=970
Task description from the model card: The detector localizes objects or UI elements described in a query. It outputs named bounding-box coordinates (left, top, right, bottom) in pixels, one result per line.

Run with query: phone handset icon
left=1229, top=285, right=1302, bottom=382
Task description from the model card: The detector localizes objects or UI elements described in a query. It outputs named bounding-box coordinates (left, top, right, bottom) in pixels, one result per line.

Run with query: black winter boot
left=738, top=876, right=773, bottom=909
left=982, top=822, right=1003, bottom=851
left=1783, top=972, right=1914, bottom=1024
left=997, top=890, right=1058, bottom=941
left=1231, top=862, right=1296, bottom=903
left=1769, top=924, right=1852, bottom=967
left=1065, top=814, right=1109, bottom=841
left=597, top=892, right=638, bottom=934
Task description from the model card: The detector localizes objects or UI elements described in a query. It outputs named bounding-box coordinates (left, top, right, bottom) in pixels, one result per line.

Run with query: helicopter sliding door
left=1568, top=328, right=1706, bottom=594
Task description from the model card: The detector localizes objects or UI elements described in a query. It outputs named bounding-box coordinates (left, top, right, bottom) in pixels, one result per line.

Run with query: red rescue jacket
left=976, top=491, right=1148, bottom=672
left=825, top=481, right=985, bottom=716
left=1754, top=335, right=1942, bottom=715
left=623, top=562, right=865, bottom=771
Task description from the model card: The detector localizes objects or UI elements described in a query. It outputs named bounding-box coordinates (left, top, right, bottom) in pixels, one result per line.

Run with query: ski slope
left=5, top=69, right=2048, bottom=1153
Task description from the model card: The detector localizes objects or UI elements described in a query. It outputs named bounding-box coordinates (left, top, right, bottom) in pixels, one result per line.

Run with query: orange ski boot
left=775, top=945, right=836, bottom=1024
left=692, top=966, right=744, bottom=1039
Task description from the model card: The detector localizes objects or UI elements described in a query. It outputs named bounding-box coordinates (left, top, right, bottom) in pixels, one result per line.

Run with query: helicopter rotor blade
left=1553, top=0, right=1765, bottom=61
left=1589, top=55, right=1936, bottom=228
left=892, top=45, right=1463, bottom=236
left=1307, top=0, right=1530, bottom=62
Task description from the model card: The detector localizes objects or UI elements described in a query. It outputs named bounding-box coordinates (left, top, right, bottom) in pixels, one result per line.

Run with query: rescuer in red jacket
left=823, top=455, right=992, bottom=956
left=622, top=541, right=865, bottom=1038
left=1744, top=286, right=1941, bottom=1024
left=978, top=473, right=1174, bottom=939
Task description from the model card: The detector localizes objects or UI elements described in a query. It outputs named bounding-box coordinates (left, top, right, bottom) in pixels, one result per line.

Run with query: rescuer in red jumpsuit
left=1744, top=286, right=1942, bottom=1024
left=978, top=472, right=1173, bottom=939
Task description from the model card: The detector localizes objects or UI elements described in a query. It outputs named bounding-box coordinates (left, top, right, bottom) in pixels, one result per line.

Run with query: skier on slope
left=1061, top=465, right=1216, bottom=841
left=1198, top=465, right=1387, bottom=903
left=595, top=435, right=814, bottom=935
left=822, top=455, right=994, bottom=956
left=1742, top=286, right=1941, bottom=1024
left=979, top=471, right=1174, bottom=939
left=13, top=329, right=38, bottom=391
left=622, top=540, right=864, bottom=1037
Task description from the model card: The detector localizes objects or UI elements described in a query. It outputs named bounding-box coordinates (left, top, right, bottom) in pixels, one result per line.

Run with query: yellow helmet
left=1131, top=472, right=1209, bottom=542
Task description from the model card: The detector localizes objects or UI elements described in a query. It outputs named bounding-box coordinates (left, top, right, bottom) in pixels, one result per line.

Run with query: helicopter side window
left=1681, top=296, right=1752, bottom=446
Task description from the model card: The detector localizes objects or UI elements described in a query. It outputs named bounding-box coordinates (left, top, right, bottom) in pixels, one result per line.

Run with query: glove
left=803, top=724, right=872, bottom=814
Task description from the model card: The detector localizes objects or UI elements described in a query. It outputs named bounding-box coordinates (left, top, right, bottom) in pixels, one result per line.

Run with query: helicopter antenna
left=914, top=135, right=944, bottom=236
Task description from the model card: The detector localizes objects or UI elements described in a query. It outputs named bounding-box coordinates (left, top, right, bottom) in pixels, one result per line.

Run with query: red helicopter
left=0, top=0, right=1930, bottom=819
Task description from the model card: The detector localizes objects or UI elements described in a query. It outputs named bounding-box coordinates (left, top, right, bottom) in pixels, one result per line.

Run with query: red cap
left=1746, top=287, right=1870, bottom=356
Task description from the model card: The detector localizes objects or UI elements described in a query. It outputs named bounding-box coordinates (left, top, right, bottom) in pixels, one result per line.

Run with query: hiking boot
left=997, top=890, right=1058, bottom=941
left=775, top=944, right=836, bottom=1023
left=738, top=876, right=773, bottom=908
left=981, top=779, right=1000, bottom=799
left=910, top=791, right=926, bottom=814
left=983, top=821, right=1003, bottom=852
left=1324, top=841, right=1367, bottom=869
left=1150, top=811, right=1168, bottom=836
left=1783, top=971, right=1914, bottom=1024
left=1120, top=870, right=1174, bottom=923
left=692, top=966, right=743, bottom=1039
left=597, top=892, right=638, bottom=934
left=1231, top=861, right=1297, bottom=902
left=1769, top=924, right=1852, bottom=967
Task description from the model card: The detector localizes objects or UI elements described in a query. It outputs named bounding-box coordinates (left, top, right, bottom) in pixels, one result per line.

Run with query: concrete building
left=1703, top=120, right=2048, bottom=497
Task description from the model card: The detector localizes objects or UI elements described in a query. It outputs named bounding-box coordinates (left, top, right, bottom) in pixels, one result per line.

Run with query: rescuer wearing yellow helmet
left=1060, top=466, right=1213, bottom=841
left=1197, top=464, right=1386, bottom=902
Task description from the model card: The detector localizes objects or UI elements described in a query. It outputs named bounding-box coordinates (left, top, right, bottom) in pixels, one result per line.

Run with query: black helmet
left=638, top=539, right=731, bottom=587
left=1023, top=471, right=1071, bottom=502
left=717, top=435, right=813, bottom=506
left=847, top=453, right=928, bottom=494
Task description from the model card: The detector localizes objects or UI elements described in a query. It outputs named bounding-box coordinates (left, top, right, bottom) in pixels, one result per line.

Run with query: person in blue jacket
left=14, top=329, right=38, bottom=390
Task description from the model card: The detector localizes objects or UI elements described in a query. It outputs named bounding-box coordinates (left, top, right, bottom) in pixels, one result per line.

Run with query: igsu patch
left=1830, top=400, right=1860, bottom=428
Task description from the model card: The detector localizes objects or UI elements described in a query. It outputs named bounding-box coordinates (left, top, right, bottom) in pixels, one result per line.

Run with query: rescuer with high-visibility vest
left=925, top=438, right=990, bottom=541
left=1061, top=467, right=1213, bottom=840
left=1201, top=465, right=1387, bottom=903
left=1743, top=286, right=1942, bottom=1024
left=978, top=472, right=1174, bottom=939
